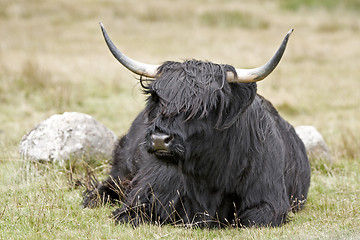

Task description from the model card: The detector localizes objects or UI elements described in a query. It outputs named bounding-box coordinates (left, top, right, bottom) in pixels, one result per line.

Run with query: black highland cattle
left=82, top=23, right=311, bottom=228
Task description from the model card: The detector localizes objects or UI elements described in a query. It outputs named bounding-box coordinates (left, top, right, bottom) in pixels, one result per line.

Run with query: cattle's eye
left=151, top=92, right=160, bottom=103
left=145, top=91, right=161, bottom=121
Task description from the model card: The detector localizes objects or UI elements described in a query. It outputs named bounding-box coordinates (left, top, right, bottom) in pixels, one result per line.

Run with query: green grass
left=1, top=0, right=359, bottom=239
left=1, top=156, right=359, bottom=239
left=278, top=0, right=360, bottom=11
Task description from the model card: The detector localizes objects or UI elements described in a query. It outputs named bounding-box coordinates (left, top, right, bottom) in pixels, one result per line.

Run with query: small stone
left=295, top=125, right=332, bottom=163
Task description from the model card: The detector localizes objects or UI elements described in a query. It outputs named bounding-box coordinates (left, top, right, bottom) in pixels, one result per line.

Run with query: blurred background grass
left=0, top=0, right=359, bottom=238
left=0, top=0, right=359, bottom=159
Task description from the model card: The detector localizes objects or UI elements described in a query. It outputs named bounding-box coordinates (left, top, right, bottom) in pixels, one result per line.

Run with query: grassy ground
left=0, top=0, right=359, bottom=239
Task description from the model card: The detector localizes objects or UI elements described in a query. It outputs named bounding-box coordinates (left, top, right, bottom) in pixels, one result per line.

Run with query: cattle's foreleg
left=237, top=202, right=288, bottom=227
left=82, top=176, right=126, bottom=208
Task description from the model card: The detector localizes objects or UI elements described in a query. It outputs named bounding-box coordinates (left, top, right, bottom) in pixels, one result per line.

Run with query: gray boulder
left=295, top=125, right=331, bottom=163
left=19, top=112, right=117, bottom=165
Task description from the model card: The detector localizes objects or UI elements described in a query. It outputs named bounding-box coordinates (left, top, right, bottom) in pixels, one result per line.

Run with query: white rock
left=19, top=112, right=117, bottom=165
left=295, top=125, right=331, bottom=162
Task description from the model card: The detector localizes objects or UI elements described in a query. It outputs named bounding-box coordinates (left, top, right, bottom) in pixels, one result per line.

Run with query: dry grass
left=0, top=0, right=359, bottom=238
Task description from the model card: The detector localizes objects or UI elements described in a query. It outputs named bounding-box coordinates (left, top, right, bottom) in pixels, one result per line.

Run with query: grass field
left=0, top=0, right=359, bottom=239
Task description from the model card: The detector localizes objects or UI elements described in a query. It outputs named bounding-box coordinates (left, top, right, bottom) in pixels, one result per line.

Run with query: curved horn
left=227, top=29, right=294, bottom=83
left=100, top=22, right=159, bottom=78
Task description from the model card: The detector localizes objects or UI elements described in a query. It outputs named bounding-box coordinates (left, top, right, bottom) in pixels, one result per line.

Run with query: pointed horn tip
left=230, top=29, right=294, bottom=83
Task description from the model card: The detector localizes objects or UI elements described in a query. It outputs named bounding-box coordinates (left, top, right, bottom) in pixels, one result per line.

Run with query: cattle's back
left=256, top=95, right=310, bottom=207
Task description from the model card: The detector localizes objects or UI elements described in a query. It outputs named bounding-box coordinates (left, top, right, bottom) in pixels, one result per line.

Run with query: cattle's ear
left=217, top=83, right=257, bottom=129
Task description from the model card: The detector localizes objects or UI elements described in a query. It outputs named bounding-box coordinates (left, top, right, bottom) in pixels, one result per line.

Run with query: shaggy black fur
left=82, top=60, right=311, bottom=228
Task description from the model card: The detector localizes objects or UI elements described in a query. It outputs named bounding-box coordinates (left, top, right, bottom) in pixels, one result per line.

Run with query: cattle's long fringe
left=140, top=60, right=237, bottom=128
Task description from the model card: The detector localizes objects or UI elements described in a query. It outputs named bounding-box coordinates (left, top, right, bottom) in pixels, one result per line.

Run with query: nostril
left=164, top=135, right=173, bottom=145
left=151, top=133, right=173, bottom=151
